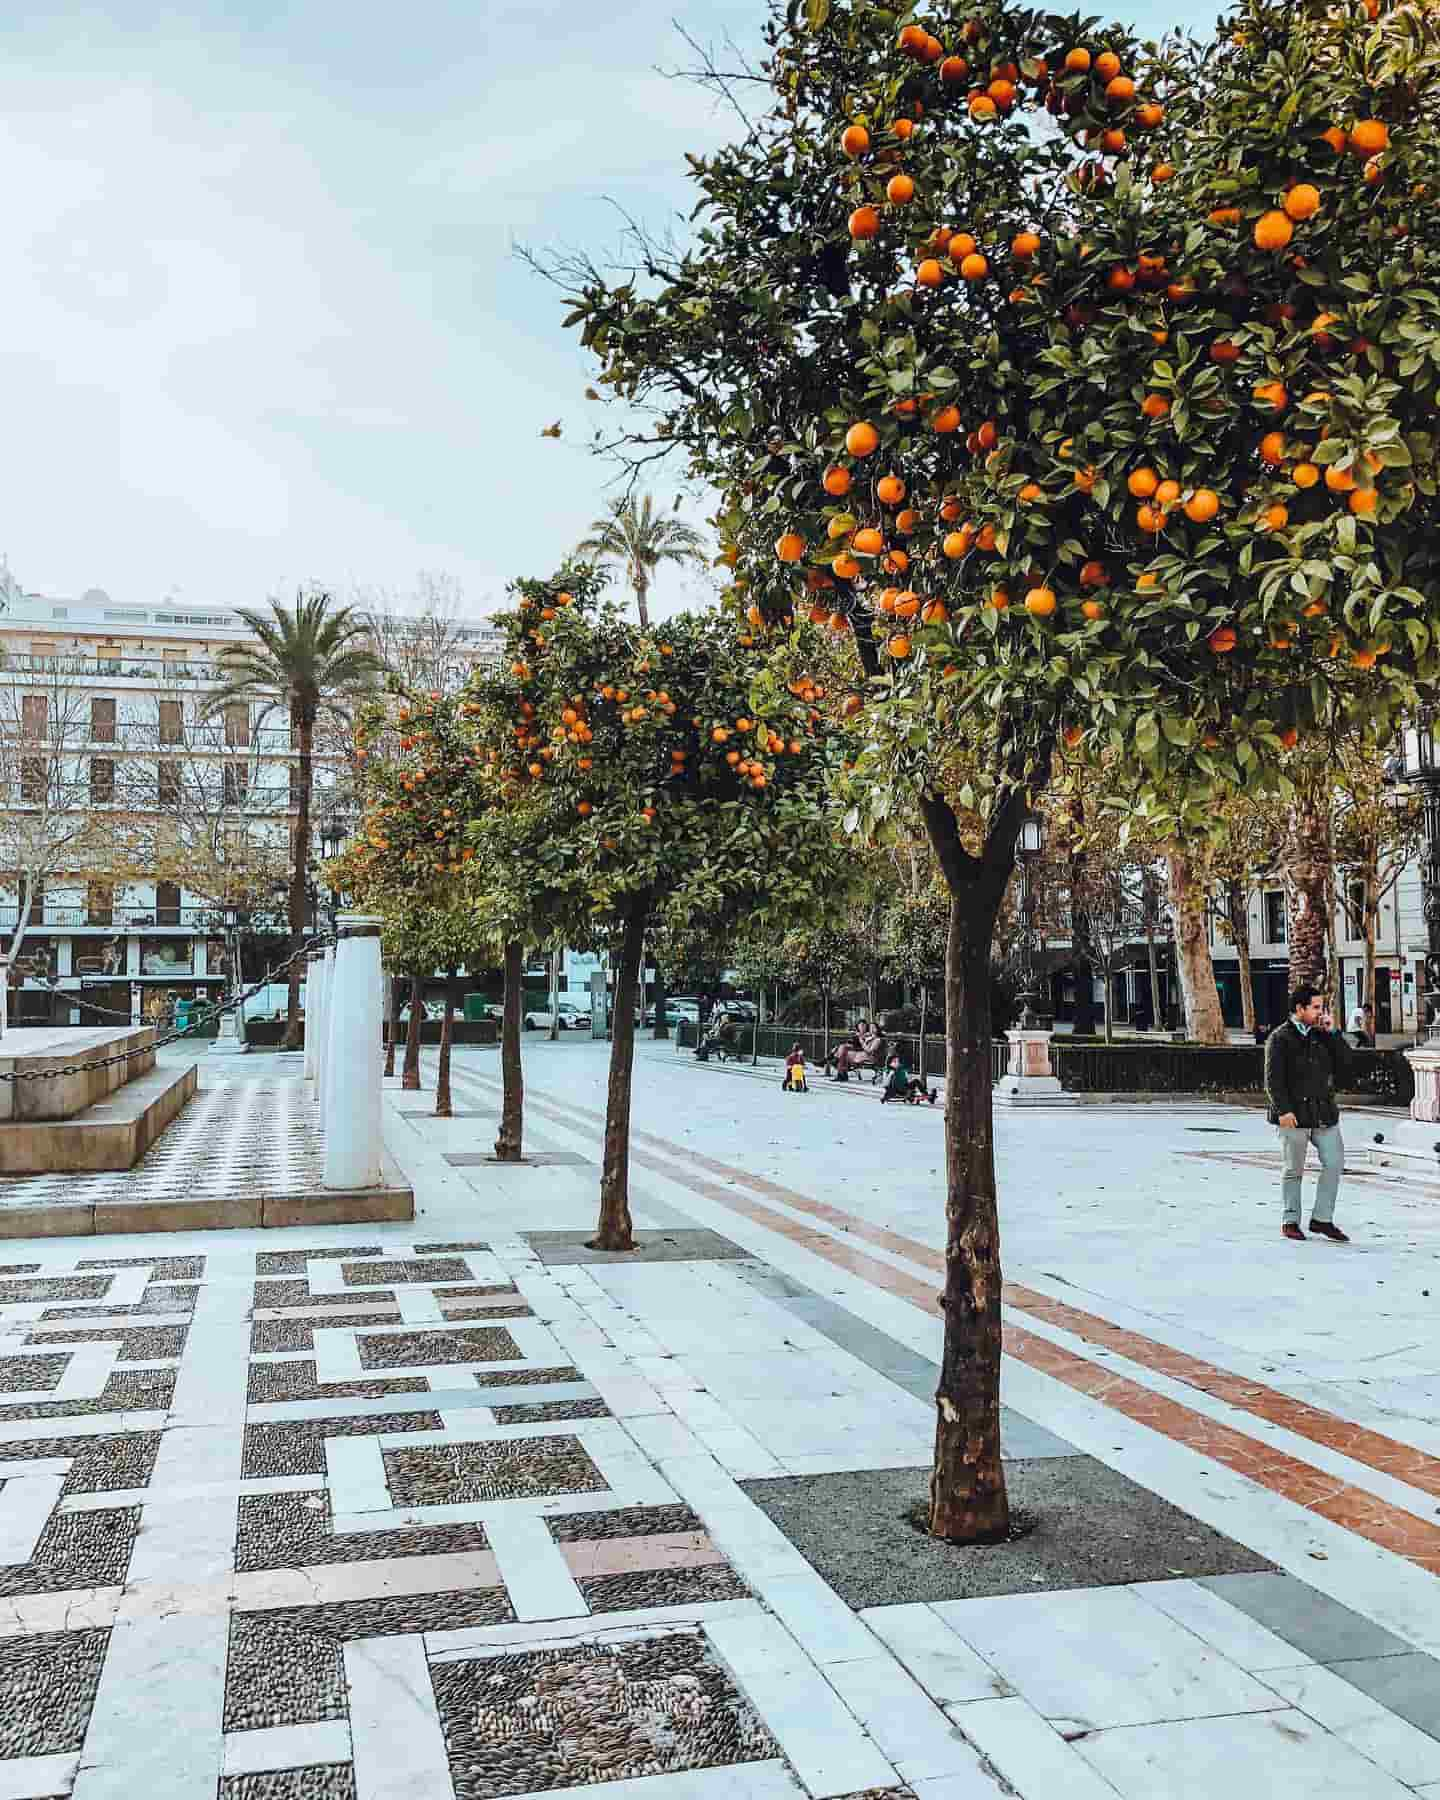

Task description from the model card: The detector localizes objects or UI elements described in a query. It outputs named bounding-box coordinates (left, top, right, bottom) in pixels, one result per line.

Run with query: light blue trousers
left=1278, top=1124, right=1343, bottom=1226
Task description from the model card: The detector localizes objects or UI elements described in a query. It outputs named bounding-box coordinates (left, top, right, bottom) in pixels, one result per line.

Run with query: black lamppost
left=1015, top=810, right=1049, bottom=1030
left=1400, top=710, right=1440, bottom=1042
left=319, top=815, right=347, bottom=935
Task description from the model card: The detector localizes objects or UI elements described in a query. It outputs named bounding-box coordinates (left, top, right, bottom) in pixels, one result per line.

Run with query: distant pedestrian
left=782, top=1043, right=809, bottom=1092
left=1349, top=1010, right=1374, bottom=1049
left=1264, top=984, right=1354, bottom=1243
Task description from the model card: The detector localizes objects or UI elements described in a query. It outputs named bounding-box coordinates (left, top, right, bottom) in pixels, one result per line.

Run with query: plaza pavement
left=0, top=1034, right=1437, bottom=1799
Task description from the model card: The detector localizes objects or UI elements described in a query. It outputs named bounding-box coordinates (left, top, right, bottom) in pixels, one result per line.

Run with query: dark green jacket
left=1264, top=1019, right=1352, bottom=1128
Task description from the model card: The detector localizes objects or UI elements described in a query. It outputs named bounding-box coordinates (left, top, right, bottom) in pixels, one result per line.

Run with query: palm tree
left=575, top=494, right=708, bottom=628
left=206, top=591, right=384, bottom=1049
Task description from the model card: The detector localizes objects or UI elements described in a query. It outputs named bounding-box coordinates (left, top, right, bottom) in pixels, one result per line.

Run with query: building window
left=90, top=758, right=115, bottom=805
left=158, top=762, right=182, bottom=809
left=87, top=882, right=113, bottom=927
left=1263, top=890, right=1288, bottom=944
left=223, top=762, right=249, bottom=806
left=96, top=644, right=121, bottom=664
left=155, top=881, right=181, bottom=927
left=225, top=702, right=250, bottom=748
left=91, top=698, right=116, bottom=743
left=19, top=757, right=46, bottom=804
left=158, top=700, right=183, bottom=746
left=21, top=695, right=47, bottom=740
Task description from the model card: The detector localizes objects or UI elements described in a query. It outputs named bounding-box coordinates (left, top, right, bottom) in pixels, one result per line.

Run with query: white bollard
left=303, top=953, right=325, bottom=1084
left=318, top=943, right=338, bottom=1126
left=322, top=916, right=383, bottom=1189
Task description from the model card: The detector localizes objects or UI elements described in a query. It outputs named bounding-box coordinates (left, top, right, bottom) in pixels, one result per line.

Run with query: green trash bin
left=174, top=999, right=194, bottom=1032
left=463, top=993, right=491, bottom=1023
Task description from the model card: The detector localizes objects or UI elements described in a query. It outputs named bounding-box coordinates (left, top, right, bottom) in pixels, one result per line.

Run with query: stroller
left=694, top=1014, right=740, bottom=1063
left=782, top=1045, right=810, bottom=1092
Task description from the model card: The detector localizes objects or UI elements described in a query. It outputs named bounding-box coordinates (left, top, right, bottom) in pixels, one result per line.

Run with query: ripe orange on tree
left=840, top=124, right=870, bottom=157
left=845, top=421, right=879, bottom=457
left=849, top=206, right=880, bottom=240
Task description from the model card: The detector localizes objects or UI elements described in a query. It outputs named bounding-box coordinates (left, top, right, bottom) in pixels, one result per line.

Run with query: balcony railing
left=0, top=905, right=222, bottom=930
left=7, top=655, right=226, bottom=682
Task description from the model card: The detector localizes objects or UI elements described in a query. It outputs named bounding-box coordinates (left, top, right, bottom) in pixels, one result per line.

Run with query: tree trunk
left=1146, top=912, right=1163, bottom=1032
left=383, top=975, right=398, bottom=1078
left=919, top=982, right=929, bottom=1080
left=1285, top=807, right=1329, bottom=992
left=634, top=577, right=651, bottom=632
left=1364, top=894, right=1378, bottom=1033
left=1224, top=882, right=1257, bottom=1035
left=1322, top=864, right=1342, bottom=1021
left=548, top=945, right=561, bottom=1042
left=402, top=973, right=423, bottom=1090
left=284, top=711, right=315, bottom=1051
left=1068, top=793, right=1098, bottom=1035
left=926, top=806, right=1016, bottom=1544
left=494, top=940, right=525, bottom=1161
left=1167, top=848, right=1226, bottom=1043
left=591, top=898, right=649, bottom=1252
left=435, top=972, right=455, bottom=1117
left=652, top=957, right=669, bottom=1041
left=1102, top=964, right=1115, bottom=1042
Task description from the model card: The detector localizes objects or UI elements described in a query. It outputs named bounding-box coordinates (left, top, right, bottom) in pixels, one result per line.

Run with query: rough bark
left=1167, top=848, right=1226, bottom=1044
left=1284, top=807, right=1330, bottom=992
left=590, top=898, right=649, bottom=1252
left=1364, top=891, right=1378, bottom=1030
left=402, top=973, right=423, bottom=1090
left=1068, top=793, right=1098, bottom=1035
left=494, top=940, right=525, bottom=1161
left=548, top=945, right=561, bottom=1042
left=1145, top=913, right=1163, bottom=1030
left=383, top=974, right=398, bottom=1078
left=1223, top=882, right=1257, bottom=1035
left=924, top=797, right=1018, bottom=1545
left=634, top=577, right=650, bottom=632
left=284, top=709, right=314, bottom=1051
left=435, top=972, right=455, bottom=1118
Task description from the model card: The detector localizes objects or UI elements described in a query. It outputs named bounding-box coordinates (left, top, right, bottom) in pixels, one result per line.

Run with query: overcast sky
left=0, top=0, right=1215, bottom=625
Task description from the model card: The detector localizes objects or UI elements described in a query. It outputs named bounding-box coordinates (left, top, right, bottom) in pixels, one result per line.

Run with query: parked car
left=523, top=1003, right=591, bottom=1031
left=643, top=999, right=702, bottom=1027
left=722, top=999, right=758, bottom=1021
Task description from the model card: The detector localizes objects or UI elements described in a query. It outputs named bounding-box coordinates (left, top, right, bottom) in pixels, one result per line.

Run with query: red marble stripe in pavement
left=447, top=1065, right=1440, bottom=1573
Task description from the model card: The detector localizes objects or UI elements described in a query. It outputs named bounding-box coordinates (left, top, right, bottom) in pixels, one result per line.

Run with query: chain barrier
left=0, top=935, right=334, bottom=1081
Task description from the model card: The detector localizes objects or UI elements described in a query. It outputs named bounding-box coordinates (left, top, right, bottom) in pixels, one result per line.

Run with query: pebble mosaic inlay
left=249, top=1314, right=402, bottom=1354
left=0, top=1431, right=161, bottom=1493
left=255, top=1248, right=383, bottom=1274
left=0, top=1507, right=139, bottom=1598
left=219, top=1766, right=358, bottom=1800
left=472, top=1367, right=583, bottom=1390
left=235, top=1491, right=493, bottom=1572
left=77, top=1256, right=205, bottom=1280
left=0, top=1353, right=70, bottom=1393
left=341, top=1258, right=470, bottom=1286
left=0, top=1629, right=111, bottom=1759
left=430, top=1630, right=776, bottom=1798
left=253, top=1282, right=398, bottom=1311
left=224, top=1612, right=348, bottom=1730
left=578, top=1566, right=751, bottom=1614
left=413, top=1241, right=491, bottom=1253
left=0, top=1366, right=175, bottom=1425
left=0, top=1276, right=111, bottom=1305
left=241, top=1413, right=443, bottom=1480
left=357, top=1328, right=522, bottom=1370
left=382, top=1436, right=608, bottom=1508
left=24, top=1325, right=189, bottom=1359
left=442, top=1306, right=534, bottom=1323
left=246, top=1362, right=430, bottom=1406
left=490, top=1398, right=612, bottom=1426
left=545, top=1505, right=704, bottom=1542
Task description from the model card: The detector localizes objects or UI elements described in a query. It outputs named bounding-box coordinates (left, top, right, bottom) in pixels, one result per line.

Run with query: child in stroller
left=782, top=1043, right=809, bottom=1092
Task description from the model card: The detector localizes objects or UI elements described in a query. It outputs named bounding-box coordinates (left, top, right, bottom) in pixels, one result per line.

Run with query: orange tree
left=551, top=0, right=1440, bottom=1537
left=468, top=573, right=851, bottom=1249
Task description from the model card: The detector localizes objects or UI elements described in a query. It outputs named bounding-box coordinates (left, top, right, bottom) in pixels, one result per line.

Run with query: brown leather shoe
left=1309, top=1221, right=1350, bottom=1242
left=1282, top=1223, right=1307, bottom=1242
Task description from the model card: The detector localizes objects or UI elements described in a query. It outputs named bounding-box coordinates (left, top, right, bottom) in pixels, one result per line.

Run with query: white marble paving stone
left=324, top=1434, right=390, bottom=1516
left=222, top=1720, right=353, bottom=1777
left=484, top=1510, right=587, bottom=1622
left=0, top=1474, right=63, bottom=1567
left=944, top=1695, right=1141, bottom=1800
left=754, top=1570, right=882, bottom=1667
left=1256, top=1662, right=1440, bottom=1787
left=1072, top=1707, right=1419, bottom=1799
left=823, top=1654, right=1003, bottom=1786
left=1129, top=1578, right=1321, bottom=1673
left=622, top=1414, right=706, bottom=1461
left=704, top=1612, right=897, bottom=1797
left=932, top=1585, right=1288, bottom=1731
left=425, top=1598, right=762, bottom=1660
left=345, top=1632, right=456, bottom=1800
left=861, top=1603, right=1013, bottom=1706
left=0, top=1752, right=80, bottom=1800
left=124, top=1496, right=241, bottom=1588
left=168, top=1321, right=250, bottom=1427
left=71, top=1612, right=228, bottom=1800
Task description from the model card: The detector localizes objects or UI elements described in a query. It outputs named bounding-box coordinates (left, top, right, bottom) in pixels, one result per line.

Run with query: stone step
left=0, top=1025, right=158, bottom=1122
left=0, top=1058, right=197, bottom=1178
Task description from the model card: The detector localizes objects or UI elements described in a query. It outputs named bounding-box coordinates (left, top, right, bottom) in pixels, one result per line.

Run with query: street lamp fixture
left=1014, top=809, right=1049, bottom=1031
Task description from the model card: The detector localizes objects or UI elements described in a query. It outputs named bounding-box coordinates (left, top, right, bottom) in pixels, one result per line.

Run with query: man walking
left=1264, top=984, right=1352, bottom=1243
